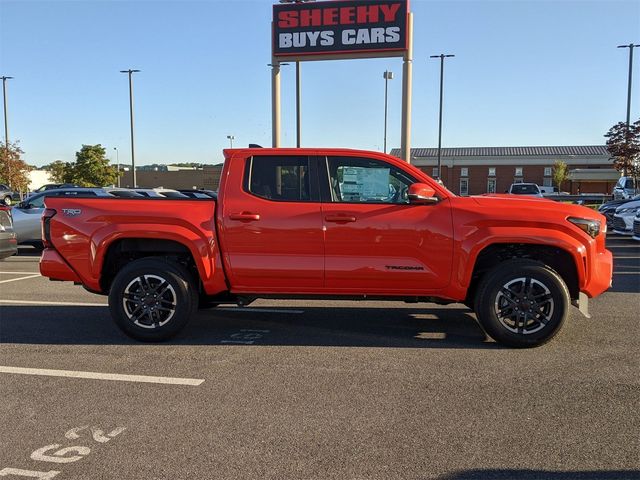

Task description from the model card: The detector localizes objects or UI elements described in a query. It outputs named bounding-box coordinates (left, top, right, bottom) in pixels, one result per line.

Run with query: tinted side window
left=28, top=195, right=46, bottom=209
left=326, top=156, right=416, bottom=204
left=245, top=156, right=314, bottom=202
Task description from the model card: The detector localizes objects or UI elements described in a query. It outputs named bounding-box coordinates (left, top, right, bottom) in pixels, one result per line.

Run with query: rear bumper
left=0, top=234, right=17, bottom=259
left=582, top=248, right=613, bottom=298
left=39, top=248, right=81, bottom=282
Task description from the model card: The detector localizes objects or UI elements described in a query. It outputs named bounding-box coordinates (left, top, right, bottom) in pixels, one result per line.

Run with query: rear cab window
left=243, top=155, right=319, bottom=202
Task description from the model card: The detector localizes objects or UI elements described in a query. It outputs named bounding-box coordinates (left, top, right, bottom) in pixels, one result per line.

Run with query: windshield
left=511, top=184, right=539, bottom=194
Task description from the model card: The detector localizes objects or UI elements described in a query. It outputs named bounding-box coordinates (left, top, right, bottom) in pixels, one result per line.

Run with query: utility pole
left=120, top=69, right=140, bottom=187
left=1, top=76, right=13, bottom=187
left=227, top=135, right=235, bottom=148
left=383, top=70, right=393, bottom=153
left=429, top=54, right=454, bottom=181
left=113, top=147, right=120, bottom=187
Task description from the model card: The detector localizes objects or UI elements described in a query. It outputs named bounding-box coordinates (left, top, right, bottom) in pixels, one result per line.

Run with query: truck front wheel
left=474, top=259, right=570, bottom=348
left=108, top=258, right=198, bottom=341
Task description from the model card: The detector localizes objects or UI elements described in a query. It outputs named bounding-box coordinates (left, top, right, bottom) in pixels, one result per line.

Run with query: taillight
left=42, top=208, right=57, bottom=248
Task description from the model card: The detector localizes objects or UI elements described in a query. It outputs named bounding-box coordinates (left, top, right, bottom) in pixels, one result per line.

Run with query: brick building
left=390, top=145, right=618, bottom=196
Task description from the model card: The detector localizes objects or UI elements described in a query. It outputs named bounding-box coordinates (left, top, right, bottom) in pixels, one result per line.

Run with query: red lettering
left=380, top=3, right=402, bottom=22
left=299, top=8, right=322, bottom=27
left=278, top=10, right=298, bottom=28
left=323, top=7, right=339, bottom=26
left=356, top=5, right=379, bottom=23
left=339, top=6, right=355, bottom=25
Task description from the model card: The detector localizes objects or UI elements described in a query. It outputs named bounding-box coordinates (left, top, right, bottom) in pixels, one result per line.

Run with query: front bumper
left=582, top=248, right=613, bottom=299
left=612, top=214, right=634, bottom=235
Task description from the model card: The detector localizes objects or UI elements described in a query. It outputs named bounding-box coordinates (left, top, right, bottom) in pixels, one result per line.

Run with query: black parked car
left=598, top=194, right=640, bottom=227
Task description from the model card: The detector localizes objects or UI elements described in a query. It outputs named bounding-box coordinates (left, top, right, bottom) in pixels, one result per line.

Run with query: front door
left=320, top=155, right=454, bottom=294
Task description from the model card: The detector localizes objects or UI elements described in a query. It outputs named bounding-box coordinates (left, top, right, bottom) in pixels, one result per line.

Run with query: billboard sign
left=273, top=0, right=409, bottom=58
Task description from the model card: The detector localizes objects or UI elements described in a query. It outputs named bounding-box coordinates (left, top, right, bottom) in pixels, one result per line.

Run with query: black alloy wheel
left=474, top=259, right=570, bottom=348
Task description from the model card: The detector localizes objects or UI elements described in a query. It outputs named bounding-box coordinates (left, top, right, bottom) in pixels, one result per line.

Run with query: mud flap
left=572, top=292, right=591, bottom=319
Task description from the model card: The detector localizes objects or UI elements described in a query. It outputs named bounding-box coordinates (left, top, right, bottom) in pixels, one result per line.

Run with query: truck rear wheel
left=474, top=259, right=570, bottom=348
left=108, top=258, right=198, bottom=341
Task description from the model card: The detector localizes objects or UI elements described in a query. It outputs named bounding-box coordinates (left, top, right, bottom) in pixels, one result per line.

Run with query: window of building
left=487, top=178, right=496, bottom=194
left=488, top=167, right=496, bottom=177
left=513, top=177, right=523, bottom=184
left=515, top=167, right=523, bottom=177
left=326, top=156, right=416, bottom=204
left=544, top=167, right=552, bottom=176
left=543, top=177, right=553, bottom=187
left=460, top=178, right=469, bottom=196
left=245, top=155, right=313, bottom=202
left=432, top=167, right=439, bottom=178
left=460, top=168, right=468, bottom=177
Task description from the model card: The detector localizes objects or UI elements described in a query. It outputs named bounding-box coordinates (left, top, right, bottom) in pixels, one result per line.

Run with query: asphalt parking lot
left=0, top=236, right=638, bottom=480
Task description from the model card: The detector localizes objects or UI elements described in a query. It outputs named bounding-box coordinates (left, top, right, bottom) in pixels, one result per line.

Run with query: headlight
left=567, top=217, right=601, bottom=238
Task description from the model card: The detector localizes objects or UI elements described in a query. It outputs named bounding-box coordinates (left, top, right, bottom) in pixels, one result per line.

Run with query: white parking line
left=0, top=274, right=41, bottom=284
left=0, top=271, right=41, bottom=274
left=0, top=300, right=107, bottom=306
left=0, top=366, right=204, bottom=386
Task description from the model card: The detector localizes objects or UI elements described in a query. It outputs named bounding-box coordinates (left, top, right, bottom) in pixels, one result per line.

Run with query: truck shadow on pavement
left=437, top=469, right=640, bottom=480
left=0, top=304, right=501, bottom=349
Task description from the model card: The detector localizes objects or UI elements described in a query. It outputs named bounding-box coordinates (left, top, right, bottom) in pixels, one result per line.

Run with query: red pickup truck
left=40, top=148, right=612, bottom=347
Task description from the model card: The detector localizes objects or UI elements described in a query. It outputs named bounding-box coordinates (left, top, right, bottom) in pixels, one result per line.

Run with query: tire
left=108, top=258, right=198, bottom=341
left=3, top=196, right=11, bottom=206
left=474, top=259, right=570, bottom=348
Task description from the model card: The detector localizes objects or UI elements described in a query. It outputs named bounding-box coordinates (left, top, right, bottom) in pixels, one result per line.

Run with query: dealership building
left=390, top=145, right=618, bottom=196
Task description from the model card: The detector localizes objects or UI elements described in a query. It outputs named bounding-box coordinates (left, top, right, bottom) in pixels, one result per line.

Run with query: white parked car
left=611, top=199, right=640, bottom=235
left=612, top=176, right=638, bottom=200
left=507, top=183, right=544, bottom=197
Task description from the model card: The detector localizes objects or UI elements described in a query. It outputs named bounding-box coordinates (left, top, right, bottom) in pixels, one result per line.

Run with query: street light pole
left=113, top=147, right=120, bottom=187
left=618, top=44, right=640, bottom=129
left=429, top=54, right=454, bottom=181
left=383, top=70, right=393, bottom=153
left=617, top=44, right=639, bottom=177
left=120, top=69, right=140, bottom=187
left=1, top=76, right=13, bottom=187
left=227, top=135, right=235, bottom=148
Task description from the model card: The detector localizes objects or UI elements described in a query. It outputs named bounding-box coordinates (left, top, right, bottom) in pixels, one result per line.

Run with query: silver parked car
left=11, top=188, right=110, bottom=247
left=0, top=183, right=19, bottom=206
left=0, top=206, right=18, bottom=259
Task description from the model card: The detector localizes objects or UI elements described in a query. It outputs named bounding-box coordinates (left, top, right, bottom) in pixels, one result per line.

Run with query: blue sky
left=0, top=0, right=639, bottom=167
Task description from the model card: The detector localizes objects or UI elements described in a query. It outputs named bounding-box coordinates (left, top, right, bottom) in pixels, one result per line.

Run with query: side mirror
left=17, top=201, right=27, bottom=209
left=408, top=183, right=438, bottom=204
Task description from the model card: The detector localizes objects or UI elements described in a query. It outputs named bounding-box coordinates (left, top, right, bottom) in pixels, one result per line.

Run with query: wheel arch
left=99, top=237, right=200, bottom=293
left=465, top=243, right=580, bottom=307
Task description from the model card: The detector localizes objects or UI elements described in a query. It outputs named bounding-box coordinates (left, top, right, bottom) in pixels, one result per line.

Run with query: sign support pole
left=271, top=57, right=282, bottom=148
left=400, top=12, right=413, bottom=163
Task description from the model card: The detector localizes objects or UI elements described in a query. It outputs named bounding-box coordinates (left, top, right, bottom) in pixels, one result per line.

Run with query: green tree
left=0, top=142, right=31, bottom=191
left=43, top=160, right=69, bottom=183
left=552, top=160, right=569, bottom=191
left=604, top=120, right=640, bottom=182
left=67, top=144, right=118, bottom=187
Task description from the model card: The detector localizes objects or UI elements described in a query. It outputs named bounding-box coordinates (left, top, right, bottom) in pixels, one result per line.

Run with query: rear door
left=220, top=154, right=324, bottom=292
left=320, top=154, right=454, bottom=294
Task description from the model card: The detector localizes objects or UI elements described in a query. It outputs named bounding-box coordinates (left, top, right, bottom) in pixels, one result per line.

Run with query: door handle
left=325, top=214, right=356, bottom=223
left=229, top=212, right=260, bottom=221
